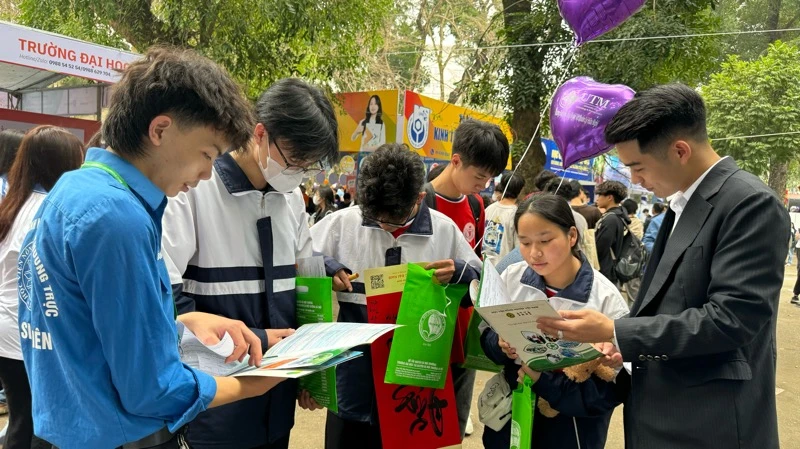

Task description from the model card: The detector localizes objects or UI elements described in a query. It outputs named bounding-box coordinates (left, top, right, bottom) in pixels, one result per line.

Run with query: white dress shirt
left=669, top=156, right=729, bottom=233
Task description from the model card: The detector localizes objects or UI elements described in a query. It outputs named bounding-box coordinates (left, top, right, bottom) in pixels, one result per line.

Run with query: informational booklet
left=475, top=300, right=601, bottom=371
left=266, top=322, right=398, bottom=357
left=471, top=260, right=601, bottom=371
left=180, top=322, right=397, bottom=378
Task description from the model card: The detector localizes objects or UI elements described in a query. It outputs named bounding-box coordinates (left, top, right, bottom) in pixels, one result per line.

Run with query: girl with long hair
left=480, top=194, right=629, bottom=449
left=310, top=185, right=336, bottom=225
left=350, top=95, right=385, bottom=151
left=0, top=126, right=83, bottom=449
left=0, top=129, right=25, bottom=199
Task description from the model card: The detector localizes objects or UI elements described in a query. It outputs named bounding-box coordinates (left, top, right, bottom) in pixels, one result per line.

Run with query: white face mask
left=258, top=142, right=305, bottom=193
left=313, top=195, right=322, bottom=205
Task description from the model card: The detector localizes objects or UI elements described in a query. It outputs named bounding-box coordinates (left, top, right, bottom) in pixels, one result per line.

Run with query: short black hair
left=596, top=181, right=627, bottom=204
left=103, top=47, right=255, bottom=158
left=605, top=83, right=708, bottom=155
left=567, top=180, right=584, bottom=200
left=427, top=164, right=447, bottom=182
left=0, top=129, right=25, bottom=175
left=452, top=119, right=509, bottom=176
left=515, top=194, right=581, bottom=258
left=255, top=78, right=339, bottom=169
left=652, top=202, right=666, bottom=214
left=499, top=173, right=525, bottom=199
left=358, top=143, right=425, bottom=222
left=621, top=198, right=638, bottom=215
left=533, top=170, right=557, bottom=191
left=544, top=178, right=569, bottom=201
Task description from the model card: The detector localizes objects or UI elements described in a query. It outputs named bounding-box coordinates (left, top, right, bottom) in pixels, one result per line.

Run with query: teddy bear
left=536, top=358, right=617, bottom=418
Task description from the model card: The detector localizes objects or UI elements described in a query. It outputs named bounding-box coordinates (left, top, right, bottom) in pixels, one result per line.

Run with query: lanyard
left=81, top=161, right=178, bottom=322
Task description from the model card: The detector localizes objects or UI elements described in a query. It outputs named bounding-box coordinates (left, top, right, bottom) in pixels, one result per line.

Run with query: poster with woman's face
left=335, top=90, right=398, bottom=153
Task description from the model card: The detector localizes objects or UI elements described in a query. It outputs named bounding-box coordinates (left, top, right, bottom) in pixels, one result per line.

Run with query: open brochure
left=180, top=322, right=399, bottom=378
left=472, top=260, right=601, bottom=371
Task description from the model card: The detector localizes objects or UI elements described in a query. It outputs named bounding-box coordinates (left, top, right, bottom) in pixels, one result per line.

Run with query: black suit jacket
left=614, top=158, right=787, bottom=449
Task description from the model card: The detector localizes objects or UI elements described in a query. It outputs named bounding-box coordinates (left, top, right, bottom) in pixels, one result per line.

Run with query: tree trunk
left=764, top=0, right=787, bottom=200
left=768, top=159, right=789, bottom=202
left=502, top=0, right=548, bottom=194
left=510, top=106, right=546, bottom=195
left=767, top=0, right=783, bottom=43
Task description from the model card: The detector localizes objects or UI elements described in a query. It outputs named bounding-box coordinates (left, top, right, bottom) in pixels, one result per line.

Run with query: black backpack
left=610, top=215, right=647, bottom=283
left=422, top=182, right=482, bottom=256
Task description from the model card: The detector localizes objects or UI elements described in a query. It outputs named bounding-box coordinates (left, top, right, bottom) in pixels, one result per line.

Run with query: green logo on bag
left=510, top=420, right=521, bottom=449
left=419, top=310, right=447, bottom=342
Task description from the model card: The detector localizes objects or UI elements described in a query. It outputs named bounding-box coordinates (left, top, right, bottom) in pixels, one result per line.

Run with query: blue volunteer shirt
left=18, top=148, right=217, bottom=449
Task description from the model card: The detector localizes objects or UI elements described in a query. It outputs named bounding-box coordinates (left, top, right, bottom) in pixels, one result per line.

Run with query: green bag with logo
left=510, top=377, right=535, bottom=449
left=295, top=276, right=338, bottom=412
left=384, top=263, right=467, bottom=389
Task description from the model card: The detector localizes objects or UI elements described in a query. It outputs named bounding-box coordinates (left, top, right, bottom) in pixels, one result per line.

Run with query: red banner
left=367, top=290, right=461, bottom=449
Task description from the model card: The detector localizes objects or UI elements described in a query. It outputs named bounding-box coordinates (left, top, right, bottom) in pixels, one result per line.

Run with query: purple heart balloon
left=558, top=0, right=646, bottom=45
left=550, top=77, right=635, bottom=169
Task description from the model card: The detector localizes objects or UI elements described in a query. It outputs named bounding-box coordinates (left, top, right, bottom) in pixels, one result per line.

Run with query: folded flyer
left=180, top=322, right=398, bottom=378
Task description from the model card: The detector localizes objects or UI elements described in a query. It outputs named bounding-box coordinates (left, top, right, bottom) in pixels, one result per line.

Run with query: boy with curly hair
left=310, top=143, right=482, bottom=449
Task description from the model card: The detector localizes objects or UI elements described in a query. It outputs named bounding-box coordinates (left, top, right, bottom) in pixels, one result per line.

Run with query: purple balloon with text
left=558, top=0, right=646, bottom=45
left=550, top=77, right=635, bottom=169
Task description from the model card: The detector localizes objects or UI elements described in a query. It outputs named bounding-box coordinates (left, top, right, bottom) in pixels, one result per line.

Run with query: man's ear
left=418, top=191, right=426, bottom=204
left=148, top=115, right=173, bottom=147
left=254, top=123, right=268, bottom=146
left=673, top=140, right=693, bottom=166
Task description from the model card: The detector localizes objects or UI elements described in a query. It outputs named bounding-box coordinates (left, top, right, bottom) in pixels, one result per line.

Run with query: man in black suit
left=537, top=84, right=787, bottom=449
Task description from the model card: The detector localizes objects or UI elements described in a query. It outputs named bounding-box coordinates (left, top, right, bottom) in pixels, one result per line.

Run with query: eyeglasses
left=364, top=205, right=417, bottom=228
left=271, top=138, right=324, bottom=176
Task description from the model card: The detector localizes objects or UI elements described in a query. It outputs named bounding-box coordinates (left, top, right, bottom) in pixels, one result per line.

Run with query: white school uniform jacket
left=161, top=153, right=312, bottom=447
left=309, top=202, right=482, bottom=423
left=500, top=260, right=629, bottom=318
left=311, top=202, right=482, bottom=306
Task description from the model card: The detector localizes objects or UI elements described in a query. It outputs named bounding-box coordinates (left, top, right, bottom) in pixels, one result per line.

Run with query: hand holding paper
left=267, top=328, right=295, bottom=348
left=537, top=309, right=615, bottom=343
left=498, top=337, right=518, bottom=361
left=179, top=311, right=263, bottom=365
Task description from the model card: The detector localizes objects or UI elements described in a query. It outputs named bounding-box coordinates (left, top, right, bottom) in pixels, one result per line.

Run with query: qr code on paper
left=370, top=274, right=384, bottom=290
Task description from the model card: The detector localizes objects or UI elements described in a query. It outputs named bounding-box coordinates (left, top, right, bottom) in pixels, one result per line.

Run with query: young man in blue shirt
left=18, top=47, right=285, bottom=449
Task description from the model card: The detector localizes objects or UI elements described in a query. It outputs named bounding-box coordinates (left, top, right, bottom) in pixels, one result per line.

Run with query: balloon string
left=449, top=50, right=579, bottom=298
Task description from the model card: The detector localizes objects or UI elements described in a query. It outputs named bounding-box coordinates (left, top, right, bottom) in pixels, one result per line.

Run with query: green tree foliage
left=466, top=0, right=723, bottom=193
left=15, top=0, right=392, bottom=97
left=704, top=41, right=800, bottom=195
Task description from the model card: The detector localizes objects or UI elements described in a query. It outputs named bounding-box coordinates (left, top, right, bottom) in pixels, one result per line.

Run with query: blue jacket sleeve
left=70, top=202, right=216, bottom=431
left=531, top=370, right=622, bottom=418
left=480, top=328, right=521, bottom=387
left=642, top=216, right=659, bottom=253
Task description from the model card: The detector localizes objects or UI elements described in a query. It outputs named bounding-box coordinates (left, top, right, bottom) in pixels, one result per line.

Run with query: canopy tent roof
left=0, top=21, right=140, bottom=93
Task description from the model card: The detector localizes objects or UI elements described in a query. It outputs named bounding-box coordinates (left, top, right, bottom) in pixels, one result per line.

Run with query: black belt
left=119, top=427, right=181, bottom=449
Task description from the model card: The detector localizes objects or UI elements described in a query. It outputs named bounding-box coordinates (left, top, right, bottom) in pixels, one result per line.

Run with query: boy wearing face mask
left=161, top=78, right=341, bottom=449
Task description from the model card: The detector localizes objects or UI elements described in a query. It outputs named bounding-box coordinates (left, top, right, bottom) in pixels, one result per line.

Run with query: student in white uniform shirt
left=480, top=194, right=628, bottom=449
left=310, top=143, right=482, bottom=449
left=0, top=126, right=84, bottom=449
left=162, top=78, right=343, bottom=449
